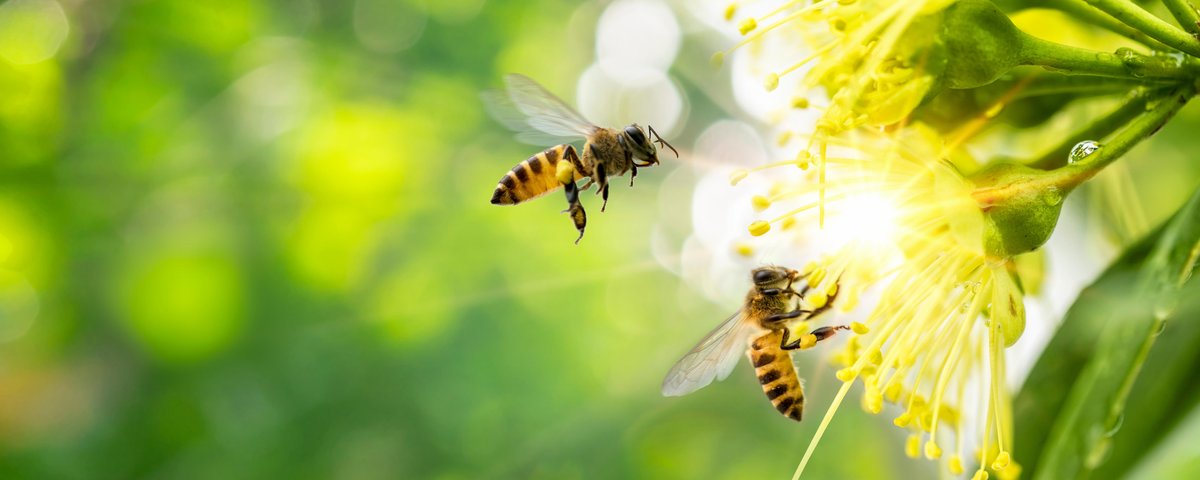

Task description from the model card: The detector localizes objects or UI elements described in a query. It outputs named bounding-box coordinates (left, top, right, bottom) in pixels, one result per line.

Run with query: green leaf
left=1021, top=186, right=1200, bottom=480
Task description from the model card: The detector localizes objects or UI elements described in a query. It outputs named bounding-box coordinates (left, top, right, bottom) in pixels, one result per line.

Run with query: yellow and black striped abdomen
left=748, top=330, right=804, bottom=421
left=490, top=145, right=582, bottom=205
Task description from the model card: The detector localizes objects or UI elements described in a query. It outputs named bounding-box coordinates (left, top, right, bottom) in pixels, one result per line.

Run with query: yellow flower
left=719, top=0, right=953, bottom=132
left=735, top=125, right=1026, bottom=479
left=718, top=0, right=956, bottom=227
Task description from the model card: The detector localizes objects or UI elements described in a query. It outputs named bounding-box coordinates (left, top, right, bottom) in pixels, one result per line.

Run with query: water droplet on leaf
left=1069, top=140, right=1101, bottom=164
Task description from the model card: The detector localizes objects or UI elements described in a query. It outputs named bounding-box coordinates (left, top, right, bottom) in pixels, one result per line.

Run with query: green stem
left=1020, top=33, right=1200, bottom=79
left=1048, top=0, right=1173, bottom=49
left=1027, top=89, right=1159, bottom=169
left=974, top=85, right=1195, bottom=207
left=1046, top=85, right=1196, bottom=191
left=1084, top=0, right=1200, bottom=57
left=1011, top=73, right=1171, bottom=100
left=1161, top=0, right=1200, bottom=35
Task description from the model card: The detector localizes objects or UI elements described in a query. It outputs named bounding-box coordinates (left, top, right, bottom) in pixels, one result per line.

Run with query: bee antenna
left=647, top=125, right=679, bottom=158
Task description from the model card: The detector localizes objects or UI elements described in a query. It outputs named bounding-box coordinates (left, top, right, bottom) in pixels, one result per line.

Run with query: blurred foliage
left=0, top=1, right=928, bottom=479
left=1016, top=187, right=1200, bottom=479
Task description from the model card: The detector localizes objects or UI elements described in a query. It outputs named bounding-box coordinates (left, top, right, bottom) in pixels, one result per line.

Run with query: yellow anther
left=794, top=320, right=811, bottom=333
left=971, top=471, right=989, bottom=480
left=884, top=383, right=902, bottom=402
left=948, top=455, right=964, bottom=475
left=905, top=434, right=921, bottom=458
left=729, top=169, right=748, bottom=185
left=738, top=17, right=757, bottom=35
left=868, top=349, right=883, bottom=365
left=776, top=131, right=792, bottom=146
left=734, top=242, right=754, bottom=257
left=924, top=441, right=942, bottom=460
left=893, top=412, right=912, bottom=427
left=808, top=268, right=826, bottom=287
left=997, top=462, right=1022, bottom=480
left=710, top=51, right=726, bottom=68
left=795, top=150, right=812, bottom=169
left=992, top=451, right=1011, bottom=471
left=748, top=220, right=771, bottom=236
left=864, top=384, right=882, bottom=414
left=764, top=73, right=779, bottom=92
left=781, top=216, right=797, bottom=230
left=807, top=291, right=828, bottom=309
left=851, top=322, right=869, bottom=334
left=723, top=3, right=737, bottom=21
left=751, top=195, right=772, bottom=212
left=825, top=282, right=839, bottom=297
left=836, top=367, right=857, bottom=382
left=840, top=293, right=858, bottom=312
left=792, top=97, right=810, bottom=109
left=801, top=261, right=817, bottom=275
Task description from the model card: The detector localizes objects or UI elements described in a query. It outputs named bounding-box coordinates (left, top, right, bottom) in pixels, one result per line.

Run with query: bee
left=661, top=266, right=848, bottom=421
left=482, top=74, right=678, bottom=244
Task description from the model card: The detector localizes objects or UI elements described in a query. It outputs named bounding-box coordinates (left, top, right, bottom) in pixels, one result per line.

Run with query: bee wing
left=661, top=311, right=760, bottom=397
left=480, top=74, right=598, bottom=145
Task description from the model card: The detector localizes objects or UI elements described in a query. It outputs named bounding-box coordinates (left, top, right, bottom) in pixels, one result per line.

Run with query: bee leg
left=629, top=164, right=637, bottom=187
left=579, top=178, right=595, bottom=191
left=594, top=162, right=610, bottom=212
left=562, top=180, right=587, bottom=244
left=559, top=146, right=587, bottom=244
left=764, top=308, right=807, bottom=325
left=780, top=325, right=850, bottom=351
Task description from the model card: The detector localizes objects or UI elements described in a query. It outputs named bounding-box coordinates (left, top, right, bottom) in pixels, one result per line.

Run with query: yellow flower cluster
left=732, top=124, right=1026, bottom=479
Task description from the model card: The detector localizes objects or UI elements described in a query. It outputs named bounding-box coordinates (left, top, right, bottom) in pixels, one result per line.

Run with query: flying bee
left=482, top=74, right=678, bottom=244
left=661, top=266, right=848, bottom=421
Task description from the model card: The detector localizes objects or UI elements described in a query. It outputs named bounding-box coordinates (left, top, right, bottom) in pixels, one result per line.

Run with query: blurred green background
left=4, top=0, right=1200, bottom=479
left=0, top=0, right=925, bottom=478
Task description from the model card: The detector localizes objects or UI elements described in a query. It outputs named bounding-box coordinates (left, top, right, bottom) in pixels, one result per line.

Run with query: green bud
left=940, top=0, right=1023, bottom=89
left=970, top=162, right=1068, bottom=258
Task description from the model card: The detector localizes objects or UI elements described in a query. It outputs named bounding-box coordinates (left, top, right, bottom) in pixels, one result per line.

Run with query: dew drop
left=1114, top=47, right=1148, bottom=77
left=1069, top=140, right=1101, bottom=164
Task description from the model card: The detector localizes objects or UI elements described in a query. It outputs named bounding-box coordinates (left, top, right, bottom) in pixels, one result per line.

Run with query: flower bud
left=939, top=0, right=1024, bottom=88
left=970, top=162, right=1068, bottom=258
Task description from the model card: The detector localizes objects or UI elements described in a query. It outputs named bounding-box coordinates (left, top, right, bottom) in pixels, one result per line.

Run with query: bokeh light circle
left=0, top=0, right=69, bottom=65
left=595, top=0, right=680, bottom=75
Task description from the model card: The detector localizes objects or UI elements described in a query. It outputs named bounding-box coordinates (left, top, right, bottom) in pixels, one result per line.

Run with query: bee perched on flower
left=672, top=0, right=1200, bottom=478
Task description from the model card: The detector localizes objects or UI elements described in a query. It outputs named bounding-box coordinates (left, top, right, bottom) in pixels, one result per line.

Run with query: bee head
left=751, top=266, right=798, bottom=294
left=621, top=123, right=677, bottom=166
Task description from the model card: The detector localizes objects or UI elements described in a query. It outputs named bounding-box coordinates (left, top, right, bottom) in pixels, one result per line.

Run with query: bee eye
left=624, top=125, right=646, bottom=145
left=753, top=269, right=778, bottom=285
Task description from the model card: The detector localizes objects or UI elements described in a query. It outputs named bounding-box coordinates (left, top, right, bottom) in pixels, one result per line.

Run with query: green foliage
left=1017, top=186, right=1200, bottom=479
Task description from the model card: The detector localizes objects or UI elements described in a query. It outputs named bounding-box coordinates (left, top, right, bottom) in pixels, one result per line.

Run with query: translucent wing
left=661, top=311, right=760, bottom=397
left=480, top=90, right=578, bottom=146
left=480, top=74, right=597, bottom=145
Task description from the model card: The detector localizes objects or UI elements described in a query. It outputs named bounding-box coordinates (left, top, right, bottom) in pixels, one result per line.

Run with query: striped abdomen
left=749, top=330, right=804, bottom=421
left=490, top=144, right=583, bottom=205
